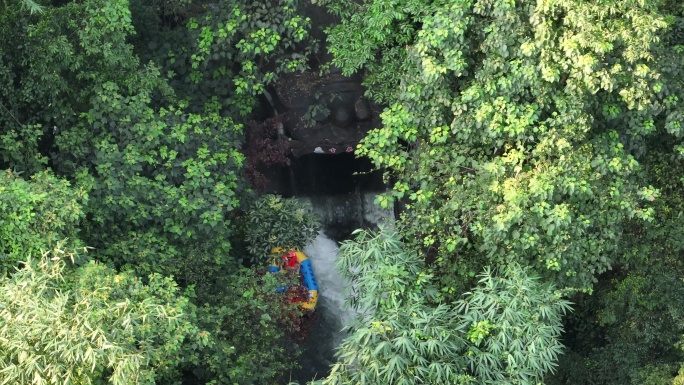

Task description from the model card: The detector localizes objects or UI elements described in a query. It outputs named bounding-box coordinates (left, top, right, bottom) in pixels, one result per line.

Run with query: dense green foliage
left=181, top=268, right=303, bottom=385
left=70, top=84, right=245, bottom=284
left=0, top=0, right=316, bottom=383
left=549, top=152, right=684, bottom=384
left=318, top=0, right=684, bottom=383
left=327, top=0, right=681, bottom=294
left=0, top=170, right=87, bottom=274
left=324, top=227, right=569, bottom=385
left=140, top=0, right=316, bottom=114
left=246, top=194, right=320, bottom=263
left=2, top=0, right=684, bottom=383
left=0, top=246, right=195, bottom=385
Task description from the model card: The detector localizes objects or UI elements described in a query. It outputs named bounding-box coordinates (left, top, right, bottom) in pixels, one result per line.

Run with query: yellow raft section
left=271, top=248, right=319, bottom=311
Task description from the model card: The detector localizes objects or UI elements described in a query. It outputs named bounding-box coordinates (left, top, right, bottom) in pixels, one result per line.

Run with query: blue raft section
left=300, top=259, right=318, bottom=291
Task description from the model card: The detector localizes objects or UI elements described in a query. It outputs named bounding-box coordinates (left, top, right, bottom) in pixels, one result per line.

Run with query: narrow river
left=288, top=192, right=392, bottom=382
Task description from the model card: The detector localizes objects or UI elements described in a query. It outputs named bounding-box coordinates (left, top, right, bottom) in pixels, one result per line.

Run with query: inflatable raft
left=269, top=248, right=319, bottom=311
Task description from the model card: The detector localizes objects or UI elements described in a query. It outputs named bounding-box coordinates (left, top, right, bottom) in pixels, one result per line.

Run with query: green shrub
left=0, top=169, right=88, bottom=275
left=245, top=195, right=319, bottom=264
left=0, top=245, right=196, bottom=385
left=325, top=226, right=571, bottom=385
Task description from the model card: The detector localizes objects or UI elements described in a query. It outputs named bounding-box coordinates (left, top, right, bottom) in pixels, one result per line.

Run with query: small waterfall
left=289, top=192, right=393, bottom=382
left=284, top=152, right=391, bottom=381
left=304, top=232, right=355, bottom=345
left=289, top=229, right=354, bottom=382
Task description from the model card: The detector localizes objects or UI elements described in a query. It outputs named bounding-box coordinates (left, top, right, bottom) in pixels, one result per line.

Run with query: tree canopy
left=0, top=248, right=195, bottom=385
left=318, top=0, right=684, bottom=383
left=324, top=0, right=684, bottom=294
left=324, top=227, right=570, bottom=385
left=2, top=0, right=684, bottom=383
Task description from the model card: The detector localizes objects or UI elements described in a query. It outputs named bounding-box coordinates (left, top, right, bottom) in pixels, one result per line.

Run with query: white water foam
left=304, top=232, right=356, bottom=336
left=303, top=193, right=393, bottom=332
left=292, top=193, right=392, bottom=381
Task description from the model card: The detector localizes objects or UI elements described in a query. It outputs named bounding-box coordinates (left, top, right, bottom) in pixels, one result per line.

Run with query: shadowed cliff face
left=288, top=152, right=386, bottom=240
left=250, top=1, right=388, bottom=202
left=256, top=150, right=388, bottom=239
left=273, top=66, right=382, bottom=157
left=252, top=2, right=383, bottom=158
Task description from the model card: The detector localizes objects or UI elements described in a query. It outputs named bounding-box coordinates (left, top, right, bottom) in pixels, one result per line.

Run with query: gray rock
left=333, top=106, right=352, bottom=127
left=354, top=97, right=371, bottom=121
